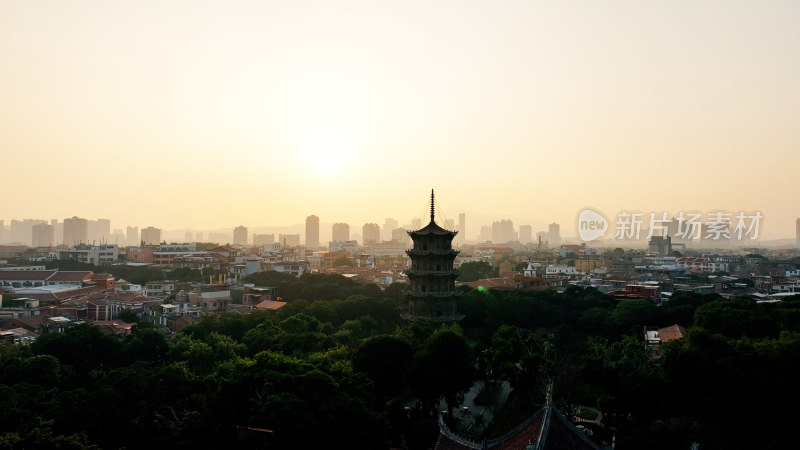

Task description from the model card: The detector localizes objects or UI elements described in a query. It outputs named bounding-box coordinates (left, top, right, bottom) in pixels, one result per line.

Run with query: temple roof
left=409, top=220, right=457, bottom=237
left=408, top=189, right=458, bottom=237
left=434, top=393, right=601, bottom=450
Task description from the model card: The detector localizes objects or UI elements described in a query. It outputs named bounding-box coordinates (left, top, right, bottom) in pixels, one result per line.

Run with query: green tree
left=608, top=299, right=657, bottom=335
left=333, top=255, right=353, bottom=267
left=694, top=297, right=776, bottom=338
left=124, top=323, right=168, bottom=363
left=353, top=335, right=414, bottom=402
left=410, top=325, right=474, bottom=414
left=117, top=309, right=139, bottom=324
left=456, top=261, right=498, bottom=282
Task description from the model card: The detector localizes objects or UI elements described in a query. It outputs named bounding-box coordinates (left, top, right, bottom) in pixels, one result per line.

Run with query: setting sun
left=300, top=127, right=355, bottom=174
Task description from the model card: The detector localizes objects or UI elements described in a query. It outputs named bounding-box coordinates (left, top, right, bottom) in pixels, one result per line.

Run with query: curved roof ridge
left=437, top=415, right=483, bottom=449
left=484, top=407, right=547, bottom=448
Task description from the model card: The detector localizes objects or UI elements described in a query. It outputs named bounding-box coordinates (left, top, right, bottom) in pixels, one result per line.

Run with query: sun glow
left=300, top=127, right=354, bottom=174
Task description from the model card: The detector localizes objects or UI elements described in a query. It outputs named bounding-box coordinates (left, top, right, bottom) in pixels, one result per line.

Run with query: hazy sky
left=2, top=1, right=799, bottom=240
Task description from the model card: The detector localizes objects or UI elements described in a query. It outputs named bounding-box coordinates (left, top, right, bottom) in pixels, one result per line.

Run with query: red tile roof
left=657, top=324, right=686, bottom=342
left=49, top=271, right=95, bottom=282
left=0, top=270, right=56, bottom=281
left=458, top=278, right=517, bottom=289
left=435, top=401, right=600, bottom=450
left=254, top=300, right=287, bottom=311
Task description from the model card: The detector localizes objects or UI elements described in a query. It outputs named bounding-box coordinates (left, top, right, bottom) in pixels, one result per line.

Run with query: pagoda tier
left=402, top=190, right=464, bottom=323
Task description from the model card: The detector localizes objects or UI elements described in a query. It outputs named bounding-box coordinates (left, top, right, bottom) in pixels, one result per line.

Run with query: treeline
left=2, top=272, right=800, bottom=449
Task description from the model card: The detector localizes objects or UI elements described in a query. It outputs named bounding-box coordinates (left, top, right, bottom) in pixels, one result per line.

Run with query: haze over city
left=2, top=1, right=799, bottom=240
left=5, top=3, right=800, bottom=449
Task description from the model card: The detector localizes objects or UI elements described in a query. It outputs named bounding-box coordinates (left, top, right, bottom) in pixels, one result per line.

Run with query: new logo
left=577, top=209, right=608, bottom=242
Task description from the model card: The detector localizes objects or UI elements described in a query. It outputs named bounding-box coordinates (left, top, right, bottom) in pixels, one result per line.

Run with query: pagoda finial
left=430, top=189, right=435, bottom=223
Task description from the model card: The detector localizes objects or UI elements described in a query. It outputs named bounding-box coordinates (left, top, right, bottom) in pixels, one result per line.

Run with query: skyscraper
left=549, top=223, right=561, bottom=246
left=89, top=219, right=111, bottom=244
left=519, top=225, right=533, bottom=244
left=306, top=215, right=320, bottom=249
left=383, top=218, right=398, bottom=242
left=32, top=223, right=54, bottom=247
left=479, top=225, right=492, bottom=243
left=127, top=226, right=139, bottom=246
left=253, top=234, right=275, bottom=246
left=233, top=225, right=248, bottom=246
left=332, top=223, right=350, bottom=242
left=492, top=219, right=516, bottom=243
left=280, top=234, right=300, bottom=248
left=363, top=223, right=380, bottom=244
left=796, top=218, right=800, bottom=247
left=457, top=213, right=466, bottom=246
left=141, top=227, right=162, bottom=245
left=63, top=217, right=89, bottom=246
left=10, top=219, right=46, bottom=246
left=52, top=219, right=63, bottom=245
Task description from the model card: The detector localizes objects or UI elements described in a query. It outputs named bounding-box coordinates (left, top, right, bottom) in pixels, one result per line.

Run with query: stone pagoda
left=402, top=190, right=464, bottom=323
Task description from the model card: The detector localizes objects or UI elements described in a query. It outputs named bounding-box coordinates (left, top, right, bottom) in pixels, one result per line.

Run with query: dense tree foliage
left=2, top=271, right=799, bottom=449
left=456, top=261, right=498, bottom=282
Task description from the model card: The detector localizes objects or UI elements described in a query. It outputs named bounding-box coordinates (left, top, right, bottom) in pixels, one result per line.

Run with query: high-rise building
left=196, top=232, right=203, bottom=242
left=383, top=218, right=398, bottom=242
left=362, top=223, right=380, bottom=244
left=403, top=190, right=463, bottom=323
left=796, top=218, right=800, bottom=247
left=492, top=219, right=516, bottom=243
left=10, top=219, right=46, bottom=246
left=0, top=220, right=4, bottom=244
left=392, top=227, right=410, bottom=245
left=89, top=219, right=111, bottom=244
left=280, top=234, right=300, bottom=248
left=479, top=225, right=492, bottom=243
left=648, top=235, right=672, bottom=256
left=254, top=234, right=275, bottom=246
left=53, top=219, right=63, bottom=246
left=126, top=226, right=139, bottom=246
left=549, top=223, right=561, bottom=246
left=233, top=226, right=248, bottom=246
left=185, top=231, right=193, bottom=242
left=332, top=223, right=350, bottom=242
left=63, top=217, right=89, bottom=246
left=520, top=225, right=533, bottom=244
left=141, top=227, right=162, bottom=245
left=537, top=231, right=549, bottom=247
left=32, top=223, right=54, bottom=247
left=111, top=229, right=126, bottom=245
left=457, top=213, right=466, bottom=246
left=306, top=215, right=320, bottom=249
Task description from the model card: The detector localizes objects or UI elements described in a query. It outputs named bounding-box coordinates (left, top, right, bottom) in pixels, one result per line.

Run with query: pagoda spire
left=430, top=189, right=435, bottom=223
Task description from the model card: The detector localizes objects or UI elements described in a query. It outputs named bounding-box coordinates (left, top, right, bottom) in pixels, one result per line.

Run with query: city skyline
left=2, top=1, right=799, bottom=240
left=2, top=207, right=797, bottom=247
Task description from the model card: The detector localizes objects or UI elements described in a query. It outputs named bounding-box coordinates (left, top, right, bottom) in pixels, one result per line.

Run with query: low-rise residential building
left=329, top=240, right=359, bottom=254
left=58, top=245, right=119, bottom=265
left=546, top=265, right=577, bottom=275
left=126, top=246, right=155, bottom=264
left=187, top=290, right=232, bottom=311
left=677, top=257, right=729, bottom=273
left=144, top=280, right=178, bottom=299
left=266, top=261, right=309, bottom=277
left=609, top=284, right=661, bottom=302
